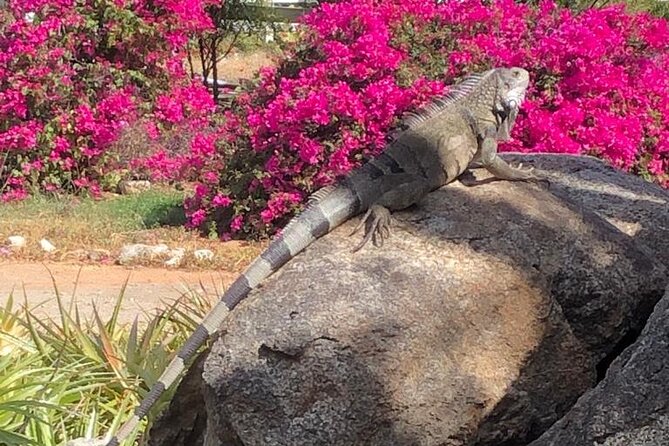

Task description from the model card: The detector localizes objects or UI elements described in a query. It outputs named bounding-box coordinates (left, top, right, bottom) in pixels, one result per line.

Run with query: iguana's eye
left=512, top=70, right=520, bottom=78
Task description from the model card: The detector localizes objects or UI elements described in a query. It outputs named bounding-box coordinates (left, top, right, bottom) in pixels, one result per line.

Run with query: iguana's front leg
left=351, top=174, right=432, bottom=252
left=478, top=127, right=545, bottom=182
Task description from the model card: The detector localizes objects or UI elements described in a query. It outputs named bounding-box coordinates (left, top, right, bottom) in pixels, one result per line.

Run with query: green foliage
left=0, top=282, right=212, bottom=445
left=0, top=189, right=186, bottom=234
left=541, top=0, right=669, bottom=18
left=618, top=0, right=669, bottom=18
left=95, top=190, right=187, bottom=229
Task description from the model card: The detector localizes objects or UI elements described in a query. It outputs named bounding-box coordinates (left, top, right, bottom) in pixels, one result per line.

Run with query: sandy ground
left=217, top=51, right=277, bottom=80
left=0, top=262, right=237, bottom=325
left=191, top=49, right=277, bottom=82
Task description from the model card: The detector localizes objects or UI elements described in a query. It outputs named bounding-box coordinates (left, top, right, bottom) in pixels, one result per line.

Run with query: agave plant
left=0, top=273, right=213, bottom=445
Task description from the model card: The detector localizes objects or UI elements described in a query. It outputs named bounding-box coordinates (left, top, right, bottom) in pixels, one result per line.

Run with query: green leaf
left=0, top=428, right=40, bottom=446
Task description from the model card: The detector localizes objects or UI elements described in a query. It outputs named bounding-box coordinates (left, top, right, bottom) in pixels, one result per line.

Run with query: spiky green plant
left=0, top=274, right=213, bottom=445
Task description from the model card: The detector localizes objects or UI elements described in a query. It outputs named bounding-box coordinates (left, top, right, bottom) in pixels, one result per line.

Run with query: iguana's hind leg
left=350, top=204, right=393, bottom=252
left=350, top=174, right=432, bottom=252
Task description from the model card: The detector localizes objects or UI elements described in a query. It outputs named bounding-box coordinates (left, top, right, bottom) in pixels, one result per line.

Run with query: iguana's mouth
left=506, top=89, right=526, bottom=109
left=504, top=89, right=525, bottom=111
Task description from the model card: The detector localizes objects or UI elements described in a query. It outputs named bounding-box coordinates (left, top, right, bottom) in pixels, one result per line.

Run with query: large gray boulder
left=528, top=284, right=669, bottom=446
left=500, top=153, right=669, bottom=266
left=149, top=155, right=668, bottom=446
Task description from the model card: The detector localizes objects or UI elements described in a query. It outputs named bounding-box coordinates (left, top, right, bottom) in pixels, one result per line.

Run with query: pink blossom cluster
left=0, top=0, right=216, bottom=200
left=186, top=0, right=669, bottom=237
left=459, top=0, right=669, bottom=177
left=2, top=0, right=667, bottom=239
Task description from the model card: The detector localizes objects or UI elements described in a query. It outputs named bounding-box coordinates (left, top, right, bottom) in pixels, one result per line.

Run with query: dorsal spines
left=307, top=185, right=337, bottom=205
left=400, top=69, right=496, bottom=130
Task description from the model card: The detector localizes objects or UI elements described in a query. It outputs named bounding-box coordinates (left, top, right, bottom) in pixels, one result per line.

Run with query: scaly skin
left=68, top=67, right=538, bottom=446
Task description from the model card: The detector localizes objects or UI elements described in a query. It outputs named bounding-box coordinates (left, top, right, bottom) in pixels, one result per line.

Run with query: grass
left=610, top=0, right=669, bottom=17
left=554, top=0, right=669, bottom=17
left=0, top=187, right=263, bottom=270
left=1, top=188, right=186, bottom=232
left=0, top=282, right=214, bottom=446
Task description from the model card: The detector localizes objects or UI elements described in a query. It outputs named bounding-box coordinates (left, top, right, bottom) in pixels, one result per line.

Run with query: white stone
left=39, top=238, right=57, bottom=253
left=194, top=249, right=215, bottom=261
left=7, top=235, right=26, bottom=248
left=117, top=180, right=151, bottom=195
left=164, top=248, right=186, bottom=267
left=151, top=244, right=170, bottom=256
left=118, top=243, right=149, bottom=265
left=119, top=244, right=149, bottom=264
left=118, top=243, right=170, bottom=265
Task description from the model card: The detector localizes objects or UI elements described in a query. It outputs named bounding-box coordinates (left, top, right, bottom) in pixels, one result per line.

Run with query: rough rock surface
left=501, top=153, right=669, bottom=266
left=117, top=243, right=170, bottom=265
left=528, top=285, right=669, bottom=446
left=117, top=179, right=151, bottom=195
left=150, top=155, right=668, bottom=446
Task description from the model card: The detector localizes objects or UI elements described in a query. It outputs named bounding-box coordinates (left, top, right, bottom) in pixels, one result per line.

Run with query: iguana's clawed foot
left=482, top=156, right=551, bottom=187
left=511, top=162, right=537, bottom=178
left=501, top=163, right=550, bottom=186
left=516, top=163, right=551, bottom=186
left=350, top=205, right=393, bottom=252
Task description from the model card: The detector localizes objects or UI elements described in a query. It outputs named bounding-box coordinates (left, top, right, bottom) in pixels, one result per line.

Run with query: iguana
left=70, top=67, right=539, bottom=446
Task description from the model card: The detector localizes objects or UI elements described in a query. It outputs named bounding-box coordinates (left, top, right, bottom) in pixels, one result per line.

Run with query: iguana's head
left=494, top=67, right=530, bottom=140
left=496, top=67, right=529, bottom=108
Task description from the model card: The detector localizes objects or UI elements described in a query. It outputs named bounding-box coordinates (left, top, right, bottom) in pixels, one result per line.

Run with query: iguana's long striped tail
left=104, top=183, right=362, bottom=446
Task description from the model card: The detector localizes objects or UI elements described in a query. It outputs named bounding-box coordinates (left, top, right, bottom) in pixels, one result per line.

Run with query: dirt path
left=0, top=262, right=237, bottom=325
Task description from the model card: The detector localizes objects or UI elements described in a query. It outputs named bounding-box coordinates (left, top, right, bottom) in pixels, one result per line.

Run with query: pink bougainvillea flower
left=183, top=0, right=669, bottom=236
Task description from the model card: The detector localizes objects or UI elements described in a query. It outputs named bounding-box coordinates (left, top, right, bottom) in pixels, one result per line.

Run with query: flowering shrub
left=0, top=0, right=216, bottom=200
left=186, top=0, right=669, bottom=238
left=2, top=0, right=668, bottom=239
